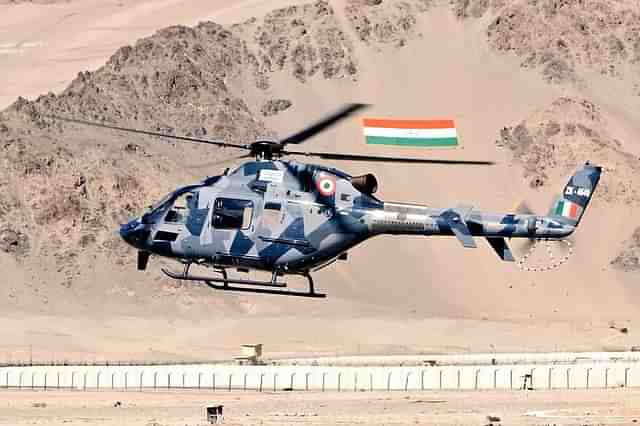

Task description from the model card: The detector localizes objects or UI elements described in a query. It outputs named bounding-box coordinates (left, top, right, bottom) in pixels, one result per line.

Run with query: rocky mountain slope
left=496, top=97, right=640, bottom=204
left=455, top=0, right=640, bottom=85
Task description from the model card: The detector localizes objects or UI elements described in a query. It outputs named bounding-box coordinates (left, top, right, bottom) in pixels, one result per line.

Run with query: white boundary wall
left=2, top=361, right=640, bottom=391
left=277, top=351, right=640, bottom=366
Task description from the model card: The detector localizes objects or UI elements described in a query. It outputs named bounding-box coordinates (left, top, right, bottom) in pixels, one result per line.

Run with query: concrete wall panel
left=3, top=358, right=640, bottom=392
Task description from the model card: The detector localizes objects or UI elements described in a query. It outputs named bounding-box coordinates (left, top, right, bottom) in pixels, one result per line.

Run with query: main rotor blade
left=185, top=153, right=252, bottom=169
left=279, top=103, right=369, bottom=146
left=285, top=150, right=494, bottom=165
left=47, top=115, right=250, bottom=150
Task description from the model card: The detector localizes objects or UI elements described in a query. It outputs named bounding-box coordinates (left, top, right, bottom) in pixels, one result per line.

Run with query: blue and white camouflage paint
left=120, top=161, right=601, bottom=276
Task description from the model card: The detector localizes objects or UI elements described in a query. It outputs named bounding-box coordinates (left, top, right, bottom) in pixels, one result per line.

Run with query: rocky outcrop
left=612, top=227, right=640, bottom=271
left=496, top=97, right=640, bottom=204
left=455, top=0, right=640, bottom=84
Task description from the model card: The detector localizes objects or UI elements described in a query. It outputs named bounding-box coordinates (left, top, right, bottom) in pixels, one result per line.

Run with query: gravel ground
left=1, top=388, right=640, bottom=425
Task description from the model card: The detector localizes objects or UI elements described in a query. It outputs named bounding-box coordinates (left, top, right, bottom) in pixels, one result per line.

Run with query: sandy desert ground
left=1, top=0, right=640, bottom=365
left=2, top=389, right=640, bottom=425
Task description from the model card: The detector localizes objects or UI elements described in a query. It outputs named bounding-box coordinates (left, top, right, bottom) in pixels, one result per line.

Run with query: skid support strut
left=161, top=266, right=326, bottom=298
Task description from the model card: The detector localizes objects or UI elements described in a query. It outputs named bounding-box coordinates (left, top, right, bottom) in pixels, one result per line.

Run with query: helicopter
left=51, top=104, right=601, bottom=298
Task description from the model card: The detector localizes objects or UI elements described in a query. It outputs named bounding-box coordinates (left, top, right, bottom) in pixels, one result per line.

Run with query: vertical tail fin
left=548, top=162, right=602, bottom=226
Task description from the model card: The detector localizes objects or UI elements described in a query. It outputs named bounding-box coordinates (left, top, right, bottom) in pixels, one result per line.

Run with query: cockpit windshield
left=148, top=192, right=174, bottom=213
left=141, top=184, right=203, bottom=224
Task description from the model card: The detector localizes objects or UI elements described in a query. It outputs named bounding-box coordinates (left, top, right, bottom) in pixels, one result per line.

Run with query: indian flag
left=363, top=118, right=458, bottom=147
left=555, top=199, right=580, bottom=219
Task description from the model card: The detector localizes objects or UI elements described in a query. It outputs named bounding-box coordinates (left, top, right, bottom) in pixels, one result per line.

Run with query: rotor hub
left=250, top=140, right=284, bottom=160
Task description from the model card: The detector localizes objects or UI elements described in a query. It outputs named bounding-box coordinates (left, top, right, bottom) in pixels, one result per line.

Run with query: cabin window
left=212, top=198, right=254, bottom=230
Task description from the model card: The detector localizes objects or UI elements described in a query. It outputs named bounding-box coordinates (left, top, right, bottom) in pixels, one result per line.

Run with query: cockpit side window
left=212, top=198, right=253, bottom=230
left=165, top=192, right=198, bottom=224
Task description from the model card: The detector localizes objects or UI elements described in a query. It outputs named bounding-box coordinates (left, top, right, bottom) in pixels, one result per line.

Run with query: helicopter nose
left=119, top=219, right=151, bottom=249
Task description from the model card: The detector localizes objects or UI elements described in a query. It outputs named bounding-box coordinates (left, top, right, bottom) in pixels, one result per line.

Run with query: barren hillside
left=0, top=0, right=639, bottom=362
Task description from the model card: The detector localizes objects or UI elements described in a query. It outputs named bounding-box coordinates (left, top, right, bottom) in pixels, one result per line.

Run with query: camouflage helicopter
left=52, top=104, right=601, bottom=298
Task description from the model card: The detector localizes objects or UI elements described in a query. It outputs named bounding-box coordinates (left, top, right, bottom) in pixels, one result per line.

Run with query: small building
left=234, top=344, right=263, bottom=365
left=206, top=405, right=224, bottom=424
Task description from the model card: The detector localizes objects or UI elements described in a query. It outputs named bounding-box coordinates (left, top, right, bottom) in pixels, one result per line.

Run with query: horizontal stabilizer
left=486, top=237, right=515, bottom=262
left=451, top=223, right=476, bottom=248
left=441, top=209, right=476, bottom=248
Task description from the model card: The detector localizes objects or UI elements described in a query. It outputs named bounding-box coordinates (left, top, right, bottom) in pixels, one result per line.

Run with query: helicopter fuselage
left=120, top=159, right=585, bottom=276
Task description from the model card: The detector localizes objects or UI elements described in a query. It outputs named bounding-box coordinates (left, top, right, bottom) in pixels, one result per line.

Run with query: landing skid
left=161, top=266, right=326, bottom=298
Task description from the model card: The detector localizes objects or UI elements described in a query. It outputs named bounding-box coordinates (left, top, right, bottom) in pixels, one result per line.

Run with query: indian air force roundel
left=315, top=173, right=336, bottom=197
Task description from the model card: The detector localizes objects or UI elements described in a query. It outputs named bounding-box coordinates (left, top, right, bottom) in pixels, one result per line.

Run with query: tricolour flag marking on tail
left=555, top=199, right=579, bottom=219
left=363, top=118, right=458, bottom=147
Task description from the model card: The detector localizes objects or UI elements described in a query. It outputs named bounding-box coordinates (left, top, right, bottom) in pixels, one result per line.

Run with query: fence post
left=386, top=371, right=392, bottom=391
left=212, top=373, right=216, bottom=391
left=625, top=368, right=631, bottom=388
left=566, top=368, right=571, bottom=389
left=290, top=373, right=296, bottom=391
left=198, top=372, right=202, bottom=390
left=307, top=372, right=312, bottom=391
left=548, top=368, right=554, bottom=390
left=405, top=372, right=411, bottom=391
left=474, top=369, right=480, bottom=390
left=273, top=373, right=277, bottom=392
left=44, top=371, right=48, bottom=390
left=153, top=372, right=158, bottom=390
left=31, top=371, right=36, bottom=389
left=322, top=372, right=326, bottom=392
left=457, top=369, right=461, bottom=390
left=96, top=371, right=100, bottom=390
left=421, top=370, right=425, bottom=391
left=338, top=372, right=342, bottom=392
left=243, top=373, right=248, bottom=391
left=353, top=372, right=358, bottom=392
left=124, top=372, right=128, bottom=391
left=183, top=372, right=187, bottom=389
left=259, top=373, right=264, bottom=392
left=529, top=368, right=536, bottom=390
left=509, top=369, right=513, bottom=390
left=439, top=370, right=443, bottom=389
left=586, top=368, right=592, bottom=389
left=605, top=368, right=610, bottom=389
left=57, top=371, right=60, bottom=389
left=369, top=373, right=373, bottom=391
left=83, top=371, right=88, bottom=391
left=168, top=372, right=171, bottom=390
left=228, top=374, right=233, bottom=392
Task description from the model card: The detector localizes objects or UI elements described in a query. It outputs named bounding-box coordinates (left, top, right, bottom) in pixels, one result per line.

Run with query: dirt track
left=2, top=389, right=640, bottom=425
